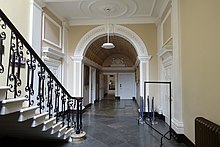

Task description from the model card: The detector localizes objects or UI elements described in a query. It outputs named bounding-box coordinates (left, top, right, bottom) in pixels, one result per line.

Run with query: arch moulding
left=73, top=24, right=149, bottom=58
left=72, top=24, right=151, bottom=98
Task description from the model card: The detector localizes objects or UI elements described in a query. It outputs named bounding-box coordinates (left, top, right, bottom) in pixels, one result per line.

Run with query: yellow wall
left=68, top=25, right=97, bottom=55
left=123, top=24, right=158, bottom=81
left=180, top=0, right=220, bottom=143
left=0, top=0, right=32, bottom=41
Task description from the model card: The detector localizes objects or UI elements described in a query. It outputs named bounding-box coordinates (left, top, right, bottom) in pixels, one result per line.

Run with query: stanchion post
left=139, top=96, right=144, bottom=124
left=151, top=96, right=158, bottom=125
left=147, top=96, right=150, bottom=121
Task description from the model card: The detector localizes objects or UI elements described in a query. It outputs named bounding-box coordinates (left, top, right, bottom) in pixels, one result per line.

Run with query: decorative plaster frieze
left=102, top=67, right=135, bottom=72
left=42, top=47, right=64, bottom=60
left=159, top=45, right=173, bottom=61
left=74, top=26, right=105, bottom=56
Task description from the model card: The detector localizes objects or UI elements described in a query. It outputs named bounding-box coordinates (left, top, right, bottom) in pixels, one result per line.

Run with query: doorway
left=118, top=73, right=135, bottom=99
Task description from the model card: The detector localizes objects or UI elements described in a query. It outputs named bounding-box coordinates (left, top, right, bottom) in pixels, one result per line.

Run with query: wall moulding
left=42, top=13, right=62, bottom=49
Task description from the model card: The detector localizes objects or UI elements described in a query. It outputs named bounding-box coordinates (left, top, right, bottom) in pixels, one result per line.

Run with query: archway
left=72, top=24, right=151, bottom=104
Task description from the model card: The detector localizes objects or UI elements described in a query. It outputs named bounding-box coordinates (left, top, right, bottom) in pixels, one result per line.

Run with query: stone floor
left=71, top=98, right=186, bottom=147
left=0, top=95, right=186, bottom=147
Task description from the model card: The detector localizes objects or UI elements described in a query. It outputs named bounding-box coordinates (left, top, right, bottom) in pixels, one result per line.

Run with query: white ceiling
left=42, top=0, right=167, bottom=26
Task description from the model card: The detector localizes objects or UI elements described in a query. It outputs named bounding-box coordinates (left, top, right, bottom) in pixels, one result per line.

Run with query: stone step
left=0, top=97, right=26, bottom=115
left=63, top=128, right=74, bottom=140
left=0, top=86, right=10, bottom=102
left=31, top=112, right=48, bottom=127
left=42, top=117, right=56, bottom=131
left=58, top=125, right=68, bottom=138
left=51, top=121, right=62, bottom=135
left=18, top=105, right=39, bottom=122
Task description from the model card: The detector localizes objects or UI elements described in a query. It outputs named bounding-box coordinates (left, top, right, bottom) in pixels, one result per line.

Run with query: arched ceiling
left=85, top=35, right=137, bottom=66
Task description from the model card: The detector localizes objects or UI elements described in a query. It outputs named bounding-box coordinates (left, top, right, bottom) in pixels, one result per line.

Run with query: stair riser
left=0, top=92, right=6, bottom=101
left=63, top=128, right=73, bottom=140
left=32, top=113, right=48, bottom=128
left=51, top=123, right=62, bottom=134
left=18, top=109, right=37, bottom=122
left=58, top=126, right=67, bottom=137
left=0, top=87, right=10, bottom=102
left=42, top=118, right=56, bottom=131
left=0, top=101, right=24, bottom=115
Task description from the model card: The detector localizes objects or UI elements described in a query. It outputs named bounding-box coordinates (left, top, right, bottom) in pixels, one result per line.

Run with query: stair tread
left=0, top=86, right=10, bottom=90
left=20, top=106, right=39, bottom=112
left=44, top=117, right=56, bottom=124
left=52, top=121, right=62, bottom=128
left=59, top=125, right=68, bottom=132
left=65, top=128, right=73, bottom=134
left=33, top=112, right=48, bottom=119
left=2, top=97, right=26, bottom=104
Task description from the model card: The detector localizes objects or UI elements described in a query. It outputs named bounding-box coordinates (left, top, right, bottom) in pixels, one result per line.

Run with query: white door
left=118, top=73, right=135, bottom=99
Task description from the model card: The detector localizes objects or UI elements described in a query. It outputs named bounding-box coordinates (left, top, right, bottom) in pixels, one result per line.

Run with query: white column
left=171, top=0, right=184, bottom=134
left=72, top=56, right=84, bottom=97
left=139, top=56, right=151, bottom=111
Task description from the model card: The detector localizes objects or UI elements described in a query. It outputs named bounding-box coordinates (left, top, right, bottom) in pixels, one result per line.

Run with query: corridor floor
left=0, top=96, right=186, bottom=147
left=72, top=97, right=186, bottom=147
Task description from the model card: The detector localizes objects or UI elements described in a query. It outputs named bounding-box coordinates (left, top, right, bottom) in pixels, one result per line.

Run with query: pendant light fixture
left=101, top=8, right=115, bottom=49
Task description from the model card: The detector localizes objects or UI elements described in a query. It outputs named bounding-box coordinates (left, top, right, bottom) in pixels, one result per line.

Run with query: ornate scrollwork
left=0, top=18, right=7, bottom=29
left=37, top=66, right=46, bottom=112
left=0, top=31, right=6, bottom=73
left=25, top=53, right=37, bottom=106
left=7, top=31, right=25, bottom=98
left=54, top=83, right=60, bottom=113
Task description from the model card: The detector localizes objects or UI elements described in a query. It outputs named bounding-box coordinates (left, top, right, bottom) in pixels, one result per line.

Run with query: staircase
left=0, top=9, right=83, bottom=141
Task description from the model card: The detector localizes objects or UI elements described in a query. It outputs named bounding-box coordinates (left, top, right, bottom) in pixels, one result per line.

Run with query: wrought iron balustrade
left=0, top=9, right=83, bottom=134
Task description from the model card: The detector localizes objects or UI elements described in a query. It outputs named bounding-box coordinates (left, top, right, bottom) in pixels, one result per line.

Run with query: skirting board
left=171, top=129, right=195, bottom=147
left=133, top=98, right=194, bottom=147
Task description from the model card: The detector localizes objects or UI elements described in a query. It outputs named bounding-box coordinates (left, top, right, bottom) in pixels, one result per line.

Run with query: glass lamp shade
left=101, top=42, right=115, bottom=49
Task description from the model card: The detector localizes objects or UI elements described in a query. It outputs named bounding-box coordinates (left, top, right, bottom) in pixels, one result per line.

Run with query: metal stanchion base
left=137, top=117, right=144, bottom=124
left=151, top=121, right=158, bottom=125
left=70, top=131, right=86, bottom=144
